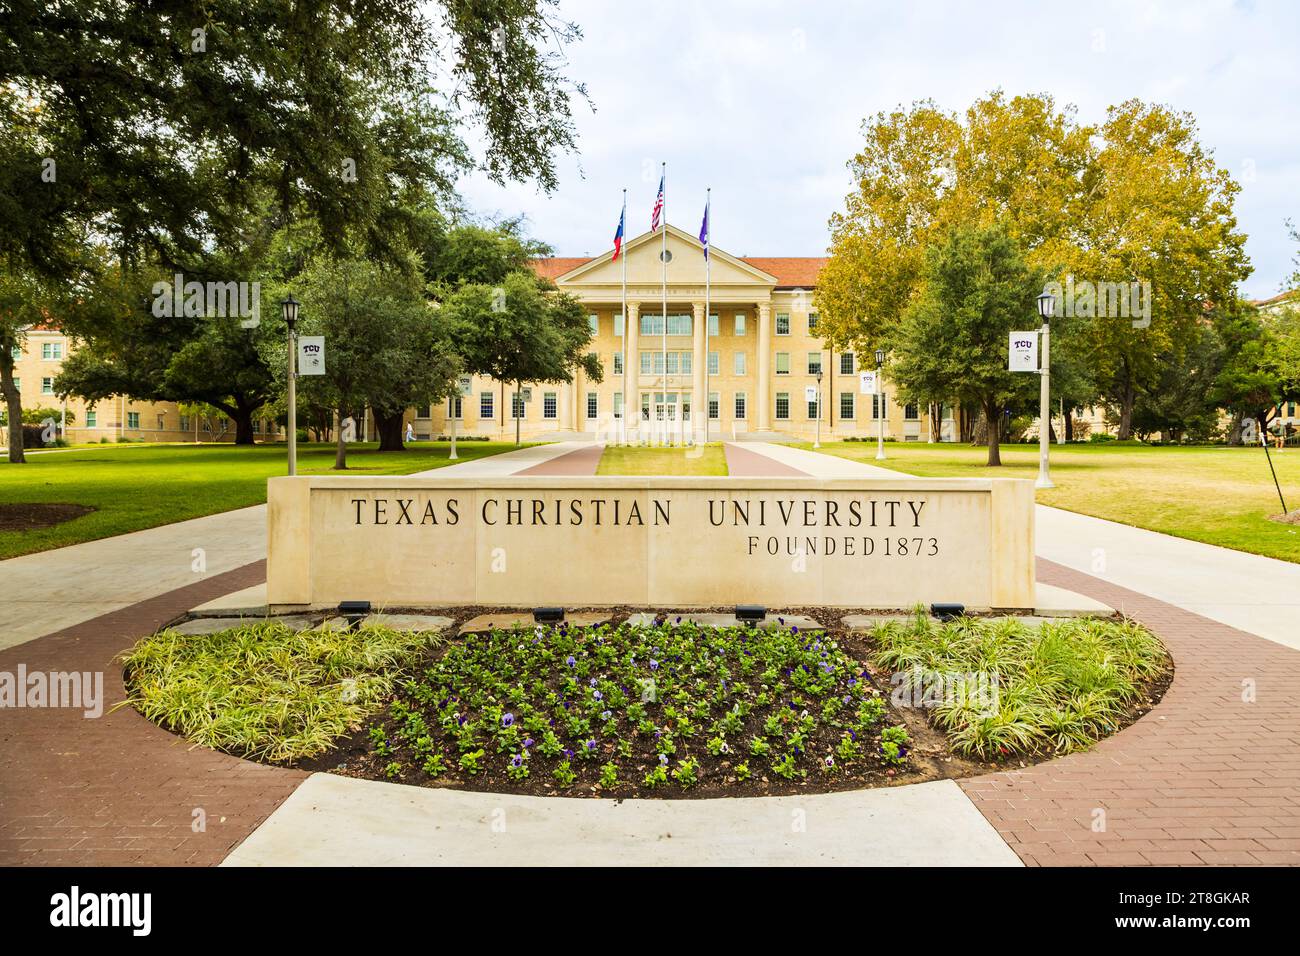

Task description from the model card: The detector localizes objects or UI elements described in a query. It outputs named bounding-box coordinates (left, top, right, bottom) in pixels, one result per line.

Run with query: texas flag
left=612, top=201, right=625, bottom=261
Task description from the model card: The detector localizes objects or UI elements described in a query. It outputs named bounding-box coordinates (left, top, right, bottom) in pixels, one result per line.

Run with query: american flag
left=650, top=171, right=664, bottom=230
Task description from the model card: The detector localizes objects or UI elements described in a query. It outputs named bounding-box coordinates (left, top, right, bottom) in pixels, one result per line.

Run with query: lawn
left=0, top=441, right=524, bottom=560
left=597, top=443, right=728, bottom=475
left=798, top=441, right=1300, bottom=563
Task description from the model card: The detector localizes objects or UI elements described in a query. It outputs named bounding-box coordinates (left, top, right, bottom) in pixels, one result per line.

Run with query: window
left=639, top=314, right=661, bottom=336
left=733, top=352, right=747, bottom=375
left=708, top=314, right=719, bottom=336
left=480, top=392, right=494, bottom=420
left=808, top=312, right=819, bottom=333
left=904, top=403, right=919, bottom=420
left=9, top=346, right=19, bottom=361
left=734, top=392, right=747, bottom=419
left=707, top=351, right=719, bottom=376
left=613, top=352, right=623, bottom=375
left=873, top=394, right=887, bottom=419
left=641, top=392, right=651, bottom=421
left=840, top=392, right=855, bottom=420
left=586, top=392, right=598, bottom=418
left=1289, top=402, right=1297, bottom=417
left=708, top=392, right=719, bottom=420
left=511, top=391, right=526, bottom=419
left=416, top=405, right=431, bottom=419
left=734, top=314, right=746, bottom=335
left=807, top=397, right=819, bottom=419
left=614, top=313, right=624, bottom=337
left=614, top=391, right=624, bottom=420
left=86, top=410, right=97, bottom=428
left=159, top=415, right=167, bottom=430
left=775, top=392, right=790, bottom=420
left=42, top=341, right=63, bottom=360
left=666, top=352, right=679, bottom=375
left=840, top=352, right=854, bottom=375
left=447, top=395, right=463, bottom=418
left=775, top=352, right=790, bottom=375
left=543, top=392, right=558, bottom=419
left=776, top=313, right=790, bottom=335
left=641, top=351, right=692, bottom=375
left=667, top=314, right=692, bottom=336
left=41, top=377, right=54, bottom=394
left=643, top=314, right=693, bottom=336
left=587, top=314, right=599, bottom=335
left=126, top=411, right=140, bottom=429
left=807, top=351, right=822, bottom=375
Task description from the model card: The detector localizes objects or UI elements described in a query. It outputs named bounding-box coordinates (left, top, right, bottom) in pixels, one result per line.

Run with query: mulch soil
left=0, top=502, right=95, bottom=531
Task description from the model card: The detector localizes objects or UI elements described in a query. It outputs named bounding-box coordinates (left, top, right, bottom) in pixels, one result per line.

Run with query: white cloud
left=453, top=0, right=1299, bottom=296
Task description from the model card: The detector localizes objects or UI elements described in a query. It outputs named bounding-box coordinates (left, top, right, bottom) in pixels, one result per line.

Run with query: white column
left=757, top=302, right=772, bottom=431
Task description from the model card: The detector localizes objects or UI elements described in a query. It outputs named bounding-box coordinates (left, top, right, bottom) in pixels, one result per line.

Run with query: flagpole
left=660, top=161, right=668, bottom=446
left=703, top=187, right=710, bottom=445
left=620, top=187, right=628, bottom=446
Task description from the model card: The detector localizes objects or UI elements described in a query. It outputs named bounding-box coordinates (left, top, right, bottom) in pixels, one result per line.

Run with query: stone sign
left=266, top=476, right=1035, bottom=610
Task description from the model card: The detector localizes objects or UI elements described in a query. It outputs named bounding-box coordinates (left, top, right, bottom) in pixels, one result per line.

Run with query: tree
left=287, top=255, right=460, bottom=468
left=891, top=224, right=1042, bottom=466
left=442, top=270, right=601, bottom=445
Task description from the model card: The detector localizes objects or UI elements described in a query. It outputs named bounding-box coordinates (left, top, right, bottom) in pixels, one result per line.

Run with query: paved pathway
left=0, top=505, right=267, bottom=651
left=408, top=441, right=590, bottom=477
left=0, top=559, right=305, bottom=866
left=225, top=774, right=1019, bottom=867
left=516, top=442, right=604, bottom=475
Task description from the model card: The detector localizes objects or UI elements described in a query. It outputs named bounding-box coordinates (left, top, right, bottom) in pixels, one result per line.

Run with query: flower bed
left=351, top=619, right=914, bottom=797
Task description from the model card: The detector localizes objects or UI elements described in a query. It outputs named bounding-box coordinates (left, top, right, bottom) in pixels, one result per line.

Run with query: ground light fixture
left=338, top=600, right=371, bottom=630
left=1035, top=287, right=1055, bottom=490
left=532, top=606, right=565, bottom=625
left=281, top=294, right=300, bottom=477
left=930, top=603, right=965, bottom=621
left=734, top=605, right=767, bottom=626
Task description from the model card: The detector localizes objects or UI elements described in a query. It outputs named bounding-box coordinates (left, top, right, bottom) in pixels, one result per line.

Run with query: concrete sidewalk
left=223, top=773, right=1021, bottom=867
left=0, top=505, right=267, bottom=651
left=409, top=441, right=588, bottom=477
left=734, top=441, right=903, bottom=477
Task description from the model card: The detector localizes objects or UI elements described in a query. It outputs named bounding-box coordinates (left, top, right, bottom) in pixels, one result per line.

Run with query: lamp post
left=814, top=368, right=823, bottom=448
left=1035, top=288, right=1055, bottom=489
left=281, top=294, right=299, bottom=476
left=874, top=348, right=886, bottom=461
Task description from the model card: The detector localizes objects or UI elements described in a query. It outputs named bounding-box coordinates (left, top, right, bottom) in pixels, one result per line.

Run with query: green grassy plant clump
left=872, top=611, right=1167, bottom=759
left=370, top=620, right=909, bottom=791
left=122, top=620, right=436, bottom=762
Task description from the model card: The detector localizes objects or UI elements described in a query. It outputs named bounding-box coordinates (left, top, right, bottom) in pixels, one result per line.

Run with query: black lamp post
left=1035, top=288, right=1055, bottom=489
left=814, top=368, right=824, bottom=448
left=281, top=294, right=299, bottom=476
left=874, top=348, right=886, bottom=461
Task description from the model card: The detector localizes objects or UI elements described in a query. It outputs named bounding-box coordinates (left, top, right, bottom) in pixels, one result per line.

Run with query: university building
left=418, top=225, right=946, bottom=443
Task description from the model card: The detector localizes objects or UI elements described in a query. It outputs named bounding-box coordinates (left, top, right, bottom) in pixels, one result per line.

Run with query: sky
left=452, top=0, right=1299, bottom=299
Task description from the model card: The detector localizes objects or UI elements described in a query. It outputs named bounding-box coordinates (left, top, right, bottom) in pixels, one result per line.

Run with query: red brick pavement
left=0, top=560, right=307, bottom=866
left=961, top=558, right=1300, bottom=867
left=516, top=443, right=604, bottom=476
left=722, top=442, right=807, bottom=476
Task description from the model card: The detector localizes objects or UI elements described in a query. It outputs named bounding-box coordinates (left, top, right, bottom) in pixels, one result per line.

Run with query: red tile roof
left=1251, top=290, right=1298, bottom=308
left=527, top=256, right=828, bottom=287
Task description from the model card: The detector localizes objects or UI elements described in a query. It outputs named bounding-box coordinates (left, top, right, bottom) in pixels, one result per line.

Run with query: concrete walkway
left=409, top=441, right=590, bottom=477
left=0, top=505, right=267, bottom=651
left=223, top=773, right=1020, bottom=867
left=731, top=441, right=902, bottom=477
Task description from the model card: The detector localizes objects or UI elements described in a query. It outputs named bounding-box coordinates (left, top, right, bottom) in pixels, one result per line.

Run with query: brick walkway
left=516, top=443, right=604, bottom=475
left=960, top=558, right=1300, bottom=866
left=0, top=560, right=306, bottom=866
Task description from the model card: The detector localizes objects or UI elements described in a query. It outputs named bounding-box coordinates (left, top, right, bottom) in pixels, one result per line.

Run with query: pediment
left=556, top=225, right=777, bottom=289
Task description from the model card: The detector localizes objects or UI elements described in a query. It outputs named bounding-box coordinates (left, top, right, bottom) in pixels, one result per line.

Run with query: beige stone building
left=4, top=323, right=268, bottom=446
left=417, top=225, right=945, bottom=444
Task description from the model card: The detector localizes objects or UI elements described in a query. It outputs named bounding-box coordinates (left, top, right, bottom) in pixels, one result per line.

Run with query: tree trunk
left=375, top=409, right=405, bottom=451
left=1, top=356, right=25, bottom=464
left=232, top=407, right=255, bottom=445
left=983, top=397, right=1002, bottom=466
left=1117, top=364, right=1136, bottom=440
left=1227, top=410, right=1243, bottom=446
left=1065, top=407, right=1074, bottom=443
left=334, top=407, right=349, bottom=469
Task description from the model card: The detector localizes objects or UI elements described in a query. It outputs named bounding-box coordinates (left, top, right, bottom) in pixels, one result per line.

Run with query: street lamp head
left=815, top=369, right=823, bottom=384
left=281, top=293, right=300, bottom=330
left=1037, top=288, right=1055, bottom=322
left=874, top=348, right=885, bottom=367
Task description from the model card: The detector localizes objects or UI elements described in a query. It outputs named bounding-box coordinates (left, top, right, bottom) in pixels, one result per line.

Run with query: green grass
left=872, top=610, right=1167, bottom=759
left=0, top=440, right=524, bottom=559
left=120, top=619, right=440, bottom=762
left=799, top=441, right=1300, bottom=563
left=596, top=443, right=729, bottom=475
